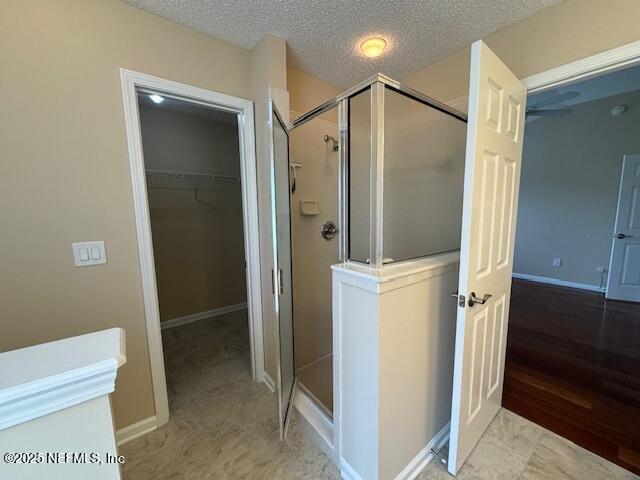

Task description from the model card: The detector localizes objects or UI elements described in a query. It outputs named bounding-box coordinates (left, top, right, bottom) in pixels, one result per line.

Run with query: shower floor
left=297, top=354, right=333, bottom=417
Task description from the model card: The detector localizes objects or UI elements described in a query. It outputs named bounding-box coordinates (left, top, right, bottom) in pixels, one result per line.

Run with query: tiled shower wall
left=289, top=110, right=339, bottom=370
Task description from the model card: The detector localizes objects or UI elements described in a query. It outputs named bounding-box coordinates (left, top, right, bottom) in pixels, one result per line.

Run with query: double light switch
left=72, top=241, right=107, bottom=267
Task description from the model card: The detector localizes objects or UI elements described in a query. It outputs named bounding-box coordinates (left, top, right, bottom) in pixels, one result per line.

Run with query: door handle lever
left=468, top=292, right=492, bottom=307
left=613, top=233, right=634, bottom=239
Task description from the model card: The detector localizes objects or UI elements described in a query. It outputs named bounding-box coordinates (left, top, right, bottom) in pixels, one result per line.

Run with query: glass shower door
left=269, top=101, right=296, bottom=439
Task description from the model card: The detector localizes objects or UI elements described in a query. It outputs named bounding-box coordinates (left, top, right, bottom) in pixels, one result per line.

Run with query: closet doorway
left=121, top=70, right=262, bottom=428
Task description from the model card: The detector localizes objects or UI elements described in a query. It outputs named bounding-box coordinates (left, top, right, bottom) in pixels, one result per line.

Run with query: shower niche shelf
left=300, top=199, right=320, bottom=216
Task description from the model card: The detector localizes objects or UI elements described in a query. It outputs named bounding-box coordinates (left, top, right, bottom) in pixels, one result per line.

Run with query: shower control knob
left=321, top=221, right=338, bottom=241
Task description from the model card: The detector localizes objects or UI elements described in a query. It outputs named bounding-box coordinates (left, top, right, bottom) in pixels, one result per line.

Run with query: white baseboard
left=263, top=371, right=276, bottom=393
left=338, top=422, right=449, bottom=480
left=116, top=415, right=158, bottom=446
left=340, top=459, right=364, bottom=480
left=161, top=303, right=247, bottom=330
left=512, top=273, right=605, bottom=293
left=294, top=387, right=334, bottom=461
left=393, top=422, right=450, bottom=480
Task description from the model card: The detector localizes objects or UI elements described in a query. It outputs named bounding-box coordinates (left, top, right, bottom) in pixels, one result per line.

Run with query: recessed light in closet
left=148, top=94, right=164, bottom=104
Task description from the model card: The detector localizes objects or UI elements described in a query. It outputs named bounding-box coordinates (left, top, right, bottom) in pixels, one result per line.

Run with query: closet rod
left=145, top=169, right=240, bottom=183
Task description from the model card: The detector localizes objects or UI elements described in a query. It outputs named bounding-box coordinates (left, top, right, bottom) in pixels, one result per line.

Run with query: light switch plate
left=72, top=241, right=107, bottom=267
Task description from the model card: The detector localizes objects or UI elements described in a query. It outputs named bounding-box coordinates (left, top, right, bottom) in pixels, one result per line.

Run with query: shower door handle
left=278, top=269, right=284, bottom=295
left=272, top=268, right=284, bottom=295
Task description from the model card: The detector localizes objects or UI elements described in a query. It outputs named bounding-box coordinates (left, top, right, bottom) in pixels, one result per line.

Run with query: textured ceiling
left=125, top=0, right=561, bottom=87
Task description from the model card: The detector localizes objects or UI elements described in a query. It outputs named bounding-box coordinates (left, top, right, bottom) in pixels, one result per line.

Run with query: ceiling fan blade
left=526, top=108, right=572, bottom=117
left=530, top=91, right=580, bottom=109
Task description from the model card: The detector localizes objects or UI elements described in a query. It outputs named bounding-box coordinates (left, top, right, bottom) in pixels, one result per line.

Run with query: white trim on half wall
left=512, top=273, right=606, bottom=293
left=120, top=69, right=264, bottom=432
left=161, top=303, right=248, bottom=330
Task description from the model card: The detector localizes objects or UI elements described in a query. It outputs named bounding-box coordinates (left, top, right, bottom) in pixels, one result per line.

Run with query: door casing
left=120, top=69, right=264, bottom=433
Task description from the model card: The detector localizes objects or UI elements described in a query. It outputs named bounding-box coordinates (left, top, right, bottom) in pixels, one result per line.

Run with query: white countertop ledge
left=331, top=251, right=460, bottom=293
left=0, top=328, right=126, bottom=431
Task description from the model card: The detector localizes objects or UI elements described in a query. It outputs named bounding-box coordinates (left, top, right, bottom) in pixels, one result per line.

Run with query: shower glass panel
left=348, top=88, right=372, bottom=264
left=289, top=107, right=340, bottom=417
left=343, top=77, right=467, bottom=267
left=269, top=104, right=295, bottom=438
left=382, top=87, right=467, bottom=262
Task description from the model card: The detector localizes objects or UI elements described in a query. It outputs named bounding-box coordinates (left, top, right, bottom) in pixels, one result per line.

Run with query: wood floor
left=503, top=279, right=640, bottom=475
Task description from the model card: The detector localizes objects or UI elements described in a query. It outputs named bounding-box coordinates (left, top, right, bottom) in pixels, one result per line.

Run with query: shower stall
left=272, top=73, right=467, bottom=426
left=270, top=42, right=527, bottom=480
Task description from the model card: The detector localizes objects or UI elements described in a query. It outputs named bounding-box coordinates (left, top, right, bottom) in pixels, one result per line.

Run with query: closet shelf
left=145, top=169, right=240, bottom=183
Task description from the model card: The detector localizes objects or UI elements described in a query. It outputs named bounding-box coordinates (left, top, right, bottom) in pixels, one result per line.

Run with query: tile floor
left=119, top=310, right=637, bottom=479
left=419, top=409, right=638, bottom=480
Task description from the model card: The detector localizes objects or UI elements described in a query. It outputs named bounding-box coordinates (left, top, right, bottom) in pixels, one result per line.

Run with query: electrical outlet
left=596, top=266, right=606, bottom=273
left=552, top=258, right=562, bottom=267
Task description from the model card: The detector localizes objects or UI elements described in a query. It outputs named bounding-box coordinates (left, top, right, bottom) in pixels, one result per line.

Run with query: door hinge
left=278, top=268, right=284, bottom=295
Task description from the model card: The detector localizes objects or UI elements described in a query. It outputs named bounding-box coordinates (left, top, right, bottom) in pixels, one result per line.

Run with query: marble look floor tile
left=119, top=311, right=337, bottom=480
left=418, top=409, right=632, bottom=480
left=456, top=427, right=528, bottom=480
left=484, top=409, right=544, bottom=461
left=519, top=431, right=628, bottom=480
left=417, top=436, right=527, bottom=480
left=122, top=312, right=632, bottom=480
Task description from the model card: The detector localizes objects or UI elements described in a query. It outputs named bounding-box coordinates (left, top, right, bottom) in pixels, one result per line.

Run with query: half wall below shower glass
left=348, top=81, right=467, bottom=266
left=289, top=107, right=339, bottom=417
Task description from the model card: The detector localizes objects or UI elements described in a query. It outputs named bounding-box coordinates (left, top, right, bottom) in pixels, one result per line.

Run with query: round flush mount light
left=610, top=105, right=627, bottom=117
left=360, top=37, right=387, bottom=58
left=148, top=94, right=164, bottom=104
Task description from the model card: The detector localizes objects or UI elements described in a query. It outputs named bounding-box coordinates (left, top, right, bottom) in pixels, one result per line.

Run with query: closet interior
left=137, top=91, right=249, bottom=409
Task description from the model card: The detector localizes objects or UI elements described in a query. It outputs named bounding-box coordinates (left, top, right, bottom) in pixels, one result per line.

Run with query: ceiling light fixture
left=360, top=37, right=387, bottom=58
left=148, top=94, right=164, bottom=104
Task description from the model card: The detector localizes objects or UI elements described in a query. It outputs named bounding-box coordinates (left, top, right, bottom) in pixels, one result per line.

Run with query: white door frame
left=447, top=40, right=640, bottom=106
left=521, top=40, right=640, bottom=93
left=120, top=69, right=264, bottom=427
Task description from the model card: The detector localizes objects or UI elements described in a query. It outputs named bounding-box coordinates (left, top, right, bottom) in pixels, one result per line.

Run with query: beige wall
left=0, top=0, right=252, bottom=429
left=515, top=90, right=640, bottom=287
left=139, top=106, right=246, bottom=321
left=287, top=66, right=341, bottom=121
left=403, top=0, right=640, bottom=102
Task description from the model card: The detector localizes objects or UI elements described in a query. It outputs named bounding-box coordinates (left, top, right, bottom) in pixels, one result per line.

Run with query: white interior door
left=448, top=40, right=527, bottom=474
left=606, top=154, right=640, bottom=302
left=268, top=101, right=296, bottom=439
